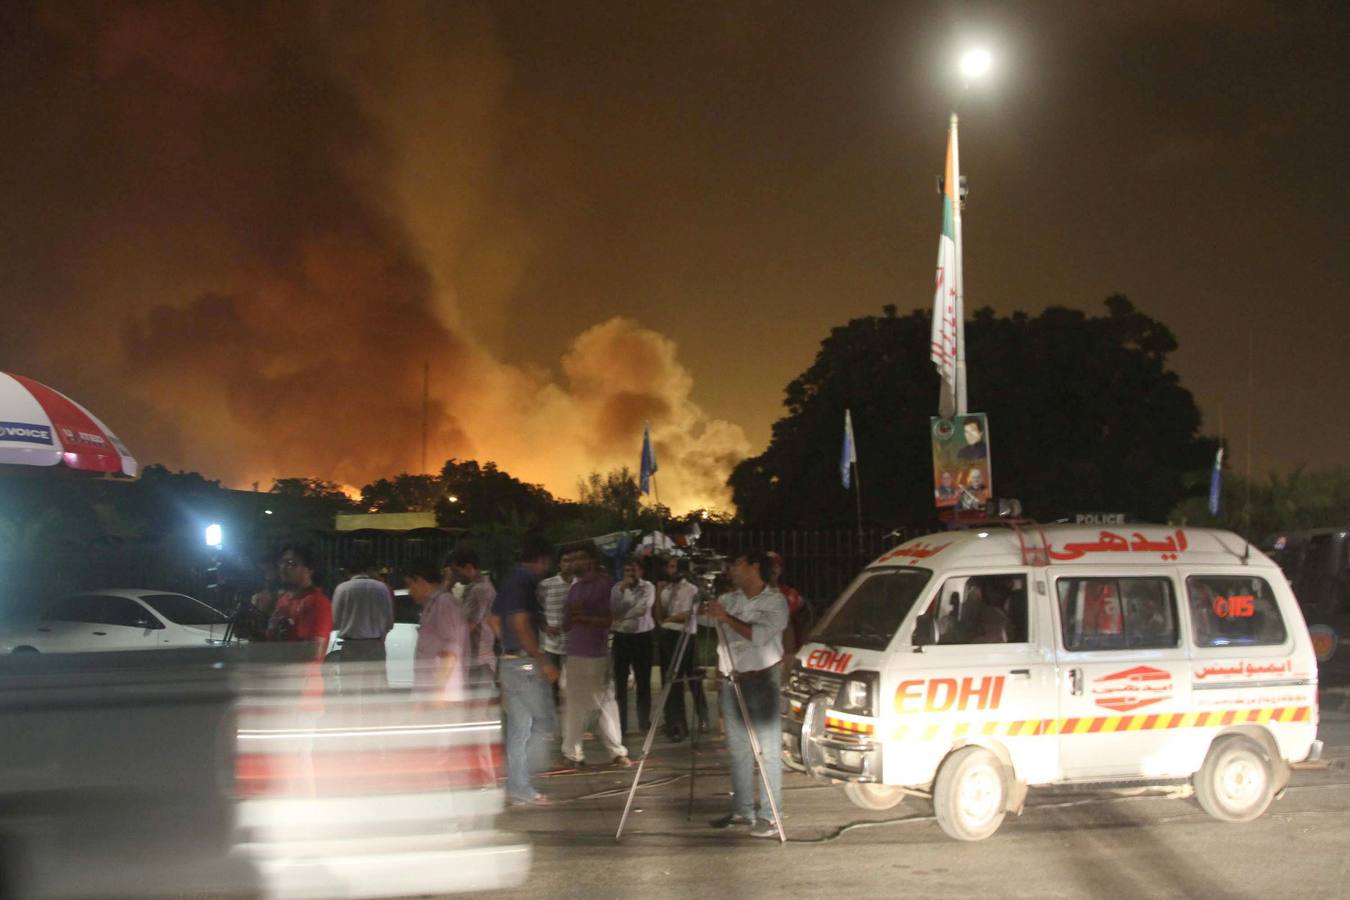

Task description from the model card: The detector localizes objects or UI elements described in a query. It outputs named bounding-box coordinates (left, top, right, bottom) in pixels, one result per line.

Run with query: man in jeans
left=489, top=535, right=560, bottom=806
left=705, top=549, right=789, bottom=838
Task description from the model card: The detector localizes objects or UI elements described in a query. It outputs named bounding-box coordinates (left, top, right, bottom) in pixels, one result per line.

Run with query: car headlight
left=845, top=679, right=869, bottom=709
left=840, top=675, right=875, bottom=716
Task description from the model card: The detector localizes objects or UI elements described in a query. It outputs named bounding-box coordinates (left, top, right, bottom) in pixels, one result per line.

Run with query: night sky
left=1, top=1, right=1345, bottom=512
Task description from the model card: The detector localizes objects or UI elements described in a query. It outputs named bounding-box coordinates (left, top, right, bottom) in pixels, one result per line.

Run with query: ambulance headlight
left=840, top=674, right=876, bottom=716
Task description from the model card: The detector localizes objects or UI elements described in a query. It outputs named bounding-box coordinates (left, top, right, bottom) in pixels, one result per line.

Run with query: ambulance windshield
left=812, top=567, right=933, bottom=651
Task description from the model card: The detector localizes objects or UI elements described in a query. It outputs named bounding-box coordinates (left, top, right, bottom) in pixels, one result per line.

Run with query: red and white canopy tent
left=0, top=372, right=138, bottom=477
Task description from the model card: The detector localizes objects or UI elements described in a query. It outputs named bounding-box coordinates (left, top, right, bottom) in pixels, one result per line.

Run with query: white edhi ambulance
left=783, top=523, right=1322, bottom=841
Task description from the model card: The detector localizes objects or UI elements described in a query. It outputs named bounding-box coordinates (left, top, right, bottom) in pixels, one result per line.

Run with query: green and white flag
left=930, top=128, right=959, bottom=418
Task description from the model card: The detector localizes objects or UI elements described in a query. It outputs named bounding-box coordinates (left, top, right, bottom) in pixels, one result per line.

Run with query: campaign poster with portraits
left=931, top=413, right=992, bottom=510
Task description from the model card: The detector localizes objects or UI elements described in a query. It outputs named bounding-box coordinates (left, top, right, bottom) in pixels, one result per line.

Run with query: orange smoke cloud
left=123, top=257, right=748, bottom=509
left=7, top=3, right=750, bottom=512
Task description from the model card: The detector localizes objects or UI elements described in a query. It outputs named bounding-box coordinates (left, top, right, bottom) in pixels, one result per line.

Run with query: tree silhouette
left=359, top=473, right=445, bottom=513
left=731, top=297, right=1215, bottom=527
left=436, top=459, right=555, bottom=527
left=1172, top=465, right=1350, bottom=539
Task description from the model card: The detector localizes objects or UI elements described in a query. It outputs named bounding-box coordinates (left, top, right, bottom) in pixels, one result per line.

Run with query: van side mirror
left=912, top=614, right=937, bottom=649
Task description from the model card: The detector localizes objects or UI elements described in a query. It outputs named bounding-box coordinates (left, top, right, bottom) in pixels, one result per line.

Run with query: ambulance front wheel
left=1194, top=735, right=1275, bottom=823
left=842, top=783, right=906, bottom=811
left=933, top=746, right=1008, bottom=841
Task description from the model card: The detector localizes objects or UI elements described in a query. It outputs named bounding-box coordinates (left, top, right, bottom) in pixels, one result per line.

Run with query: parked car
left=0, top=589, right=231, bottom=654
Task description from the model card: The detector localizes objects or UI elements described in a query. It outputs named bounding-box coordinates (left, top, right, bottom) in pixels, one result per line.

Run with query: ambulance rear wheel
left=842, top=783, right=906, bottom=811
left=1194, top=735, right=1275, bottom=823
left=933, top=747, right=1007, bottom=841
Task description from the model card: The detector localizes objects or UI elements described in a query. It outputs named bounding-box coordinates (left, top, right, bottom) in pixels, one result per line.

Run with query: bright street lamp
left=960, top=48, right=992, bottom=81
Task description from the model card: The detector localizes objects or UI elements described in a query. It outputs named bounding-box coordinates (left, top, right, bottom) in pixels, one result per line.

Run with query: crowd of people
left=239, top=536, right=808, bottom=839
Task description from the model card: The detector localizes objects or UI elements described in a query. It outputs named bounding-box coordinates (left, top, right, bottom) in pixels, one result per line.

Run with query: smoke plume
left=1, top=3, right=747, bottom=512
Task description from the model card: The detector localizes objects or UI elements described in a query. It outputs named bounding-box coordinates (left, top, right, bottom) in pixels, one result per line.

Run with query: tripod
left=615, top=603, right=786, bottom=844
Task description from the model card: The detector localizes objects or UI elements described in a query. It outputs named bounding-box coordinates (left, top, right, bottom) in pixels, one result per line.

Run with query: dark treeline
left=7, top=294, right=1342, bottom=617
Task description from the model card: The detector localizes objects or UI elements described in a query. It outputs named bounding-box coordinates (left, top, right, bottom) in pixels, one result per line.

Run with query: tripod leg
left=615, top=627, right=693, bottom=841
left=686, top=635, right=700, bottom=820
left=729, top=674, right=787, bottom=844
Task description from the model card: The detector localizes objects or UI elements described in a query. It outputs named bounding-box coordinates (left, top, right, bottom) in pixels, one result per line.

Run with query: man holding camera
left=705, top=549, right=788, bottom=838
left=656, top=555, right=708, bottom=741
left=610, top=558, right=656, bottom=736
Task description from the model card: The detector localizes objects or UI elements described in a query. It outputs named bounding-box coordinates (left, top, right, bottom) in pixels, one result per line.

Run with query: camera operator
left=610, top=558, right=656, bottom=736
left=655, top=555, right=708, bottom=741
left=266, top=543, right=333, bottom=658
left=230, top=554, right=279, bottom=642
left=704, top=549, right=788, bottom=838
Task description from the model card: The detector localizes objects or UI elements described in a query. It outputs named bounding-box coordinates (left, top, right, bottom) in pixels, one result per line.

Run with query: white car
left=0, top=589, right=231, bottom=654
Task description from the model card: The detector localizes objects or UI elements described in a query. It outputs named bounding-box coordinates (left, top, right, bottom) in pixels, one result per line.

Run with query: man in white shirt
left=610, top=558, right=656, bottom=736
left=536, top=549, right=576, bottom=707
left=656, top=555, right=708, bottom=741
left=705, top=549, right=789, bottom=838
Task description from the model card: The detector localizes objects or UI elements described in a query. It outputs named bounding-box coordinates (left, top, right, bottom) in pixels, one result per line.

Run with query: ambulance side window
left=1186, top=575, right=1287, bottom=647
left=1057, top=577, right=1177, bottom=651
left=933, top=574, right=1028, bottom=644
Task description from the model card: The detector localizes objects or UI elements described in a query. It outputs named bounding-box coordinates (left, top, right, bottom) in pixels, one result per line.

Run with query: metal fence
left=305, top=524, right=917, bottom=614
left=698, top=526, right=917, bottom=615
left=308, top=528, right=462, bottom=585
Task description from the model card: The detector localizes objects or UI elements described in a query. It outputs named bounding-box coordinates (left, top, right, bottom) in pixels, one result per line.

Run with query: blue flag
left=840, top=409, right=857, bottom=489
left=1208, top=445, right=1224, bottom=516
left=639, top=423, right=658, bottom=495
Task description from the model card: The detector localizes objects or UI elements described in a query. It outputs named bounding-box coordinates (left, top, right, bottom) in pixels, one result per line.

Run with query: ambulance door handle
left=1009, top=668, right=1031, bottom=678
left=1068, top=667, right=1084, bottom=696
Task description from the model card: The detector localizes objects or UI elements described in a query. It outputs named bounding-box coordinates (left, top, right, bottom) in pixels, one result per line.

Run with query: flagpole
left=652, top=472, right=665, bottom=536
left=950, top=112, right=967, bottom=416
left=1244, top=328, right=1254, bottom=528
left=852, top=461, right=863, bottom=538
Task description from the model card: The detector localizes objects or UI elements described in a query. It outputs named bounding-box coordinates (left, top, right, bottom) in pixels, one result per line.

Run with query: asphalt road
left=481, top=690, right=1350, bottom=900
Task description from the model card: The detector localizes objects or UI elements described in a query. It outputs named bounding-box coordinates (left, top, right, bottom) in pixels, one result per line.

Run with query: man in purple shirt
left=450, top=547, right=498, bottom=681
left=405, top=558, right=468, bottom=705
left=560, top=545, right=629, bottom=767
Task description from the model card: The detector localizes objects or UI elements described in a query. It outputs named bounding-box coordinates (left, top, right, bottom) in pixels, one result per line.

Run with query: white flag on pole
left=931, top=127, right=959, bottom=418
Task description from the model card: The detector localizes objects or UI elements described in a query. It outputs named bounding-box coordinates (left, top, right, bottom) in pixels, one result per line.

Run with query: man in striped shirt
left=536, top=549, right=576, bottom=706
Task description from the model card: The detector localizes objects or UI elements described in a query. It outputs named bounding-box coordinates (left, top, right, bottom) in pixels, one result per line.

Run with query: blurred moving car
left=235, top=649, right=528, bottom=898
left=0, top=649, right=251, bottom=899
left=0, top=589, right=231, bottom=654
left=0, top=646, right=529, bottom=899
